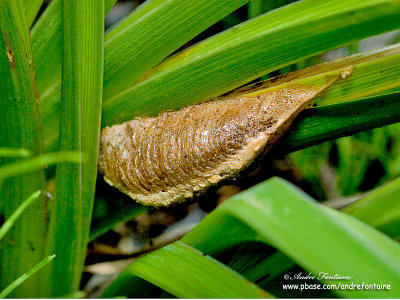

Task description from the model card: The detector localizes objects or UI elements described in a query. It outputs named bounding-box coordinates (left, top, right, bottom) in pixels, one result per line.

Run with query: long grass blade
left=0, top=191, right=40, bottom=240
left=0, top=255, right=55, bottom=298
left=103, top=0, right=249, bottom=100
left=0, top=0, right=45, bottom=296
left=0, top=147, right=31, bottom=158
left=31, top=0, right=115, bottom=98
left=0, top=152, right=82, bottom=181
left=101, top=241, right=271, bottom=298
left=42, top=0, right=104, bottom=296
left=182, top=177, right=400, bottom=298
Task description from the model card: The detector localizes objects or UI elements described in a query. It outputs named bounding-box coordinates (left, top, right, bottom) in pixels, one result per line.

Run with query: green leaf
left=42, top=0, right=104, bottom=297
left=0, top=0, right=46, bottom=296
left=0, top=147, right=31, bottom=158
left=215, top=242, right=331, bottom=298
left=182, top=177, right=400, bottom=298
left=101, top=241, right=271, bottom=298
left=247, top=0, right=264, bottom=19
left=343, top=177, right=400, bottom=239
left=104, top=0, right=116, bottom=13
left=31, top=0, right=63, bottom=97
left=0, top=255, right=55, bottom=298
left=31, top=0, right=115, bottom=98
left=0, top=152, right=82, bottom=182
left=102, top=0, right=400, bottom=126
left=0, top=190, right=40, bottom=241
left=23, top=0, right=43, bottom=27
left=221, top=178, right=400, bottom=292
left=103, top=0, right=249, bottom=100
